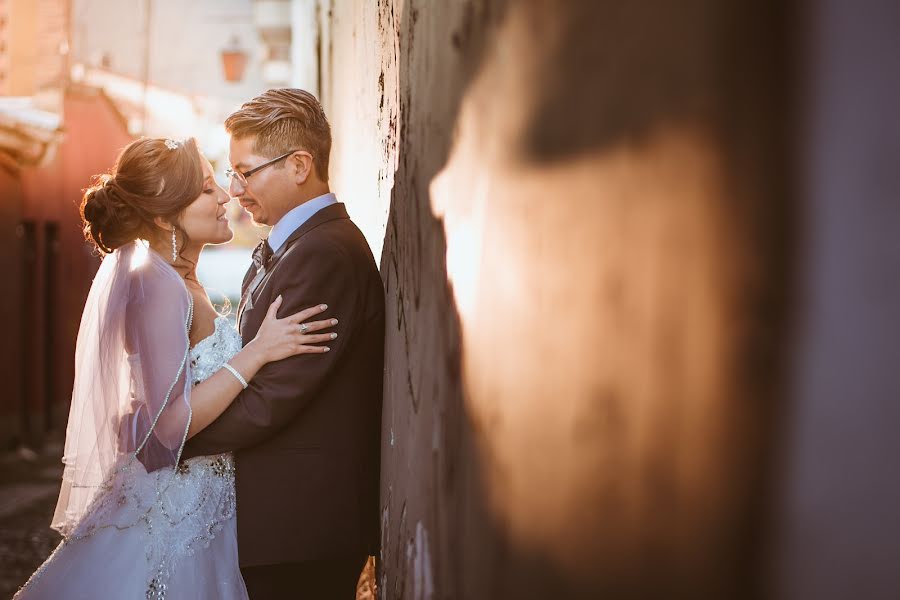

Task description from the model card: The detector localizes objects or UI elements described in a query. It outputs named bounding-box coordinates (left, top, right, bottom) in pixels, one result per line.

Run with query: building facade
left=0, top=0, right=133, bottom=449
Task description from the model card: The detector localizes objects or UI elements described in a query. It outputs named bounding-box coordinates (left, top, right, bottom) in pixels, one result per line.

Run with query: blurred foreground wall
left=324, top=1, right=790, bottom=598
left=318, top=0, right=898, bottom=598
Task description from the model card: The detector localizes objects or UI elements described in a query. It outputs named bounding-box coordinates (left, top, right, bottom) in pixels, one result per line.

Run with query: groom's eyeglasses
left=225, top=149, right=304, bottom=186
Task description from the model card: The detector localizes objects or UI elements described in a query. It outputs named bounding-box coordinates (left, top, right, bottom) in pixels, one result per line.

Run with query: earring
left=171, top=227, right=178, bottom=262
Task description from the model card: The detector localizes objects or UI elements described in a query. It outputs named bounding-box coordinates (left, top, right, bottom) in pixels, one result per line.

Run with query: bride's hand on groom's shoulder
left=245, top=296, right=338, bottom=364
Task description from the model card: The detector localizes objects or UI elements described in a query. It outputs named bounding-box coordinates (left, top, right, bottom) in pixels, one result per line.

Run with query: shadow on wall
left=378, top=0, right=513, bottom=597
left=380, top=0, right=792, bottom=598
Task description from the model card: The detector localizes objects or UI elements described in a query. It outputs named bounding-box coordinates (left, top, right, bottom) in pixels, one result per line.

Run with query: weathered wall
left=324, top=1, right=791, bottom=598
left=315, top=0, right=398, bottom=262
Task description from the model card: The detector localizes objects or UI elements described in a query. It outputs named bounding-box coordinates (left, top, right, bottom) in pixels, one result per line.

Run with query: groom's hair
left=225, top=88, right=332, bottom=182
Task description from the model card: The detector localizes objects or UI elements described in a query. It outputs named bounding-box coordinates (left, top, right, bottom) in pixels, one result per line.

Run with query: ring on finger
left=299, top=323, right=310, bottom=334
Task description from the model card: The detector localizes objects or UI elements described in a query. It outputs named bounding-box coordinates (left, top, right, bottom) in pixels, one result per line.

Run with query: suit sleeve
left=183, top=239, right=360, bottom=456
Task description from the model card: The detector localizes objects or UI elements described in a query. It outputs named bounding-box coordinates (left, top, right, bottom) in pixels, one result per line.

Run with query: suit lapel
left=240, top=260, right=256, bottom=295
left=237, top=203, right=350, bottom=332
left=237, top=267, right=266, bottom=329
left=236, top=246, right=266, bottom=330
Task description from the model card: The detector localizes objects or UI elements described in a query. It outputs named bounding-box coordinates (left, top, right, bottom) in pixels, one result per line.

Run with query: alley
left=0, top=444, right=63, bottom=598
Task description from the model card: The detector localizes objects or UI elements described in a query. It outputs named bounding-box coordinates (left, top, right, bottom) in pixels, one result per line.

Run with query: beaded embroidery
left=16, top=314, right=244, bottom=599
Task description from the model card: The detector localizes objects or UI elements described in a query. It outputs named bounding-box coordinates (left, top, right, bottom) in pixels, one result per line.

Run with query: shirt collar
left=268, top=193, right=338, bottom=252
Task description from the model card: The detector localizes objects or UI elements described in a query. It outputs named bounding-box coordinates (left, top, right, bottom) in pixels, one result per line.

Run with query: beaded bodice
left=139, top=315, right=244, bottom=597
left=189, top=316, right=243, bottom=387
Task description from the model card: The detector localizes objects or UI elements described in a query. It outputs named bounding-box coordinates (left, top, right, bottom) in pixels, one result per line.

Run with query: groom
left=182, top=88, right=385, bottom=599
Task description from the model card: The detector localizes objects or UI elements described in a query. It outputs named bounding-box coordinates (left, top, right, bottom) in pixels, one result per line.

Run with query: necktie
left=252, top=239, right=273, bottom=271
left=239, top=239, right=273, bottom=327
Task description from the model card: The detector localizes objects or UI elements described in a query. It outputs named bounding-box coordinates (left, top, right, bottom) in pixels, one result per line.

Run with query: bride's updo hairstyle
left=80, top=137, right=204, bottom=255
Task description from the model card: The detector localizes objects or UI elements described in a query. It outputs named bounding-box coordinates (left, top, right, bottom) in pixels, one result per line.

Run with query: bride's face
left=179, top=157, right=233, bottom=246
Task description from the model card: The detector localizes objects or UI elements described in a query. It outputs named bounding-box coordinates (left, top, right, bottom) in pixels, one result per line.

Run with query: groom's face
left=228, top=135, right=294, bottom=226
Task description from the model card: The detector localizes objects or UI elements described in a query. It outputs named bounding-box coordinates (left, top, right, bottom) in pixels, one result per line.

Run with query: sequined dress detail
left=15, top=316, right=248, bottom=600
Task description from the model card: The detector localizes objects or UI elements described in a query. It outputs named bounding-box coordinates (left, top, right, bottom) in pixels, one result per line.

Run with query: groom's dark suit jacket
left=183, top=202, right=385, bottom=567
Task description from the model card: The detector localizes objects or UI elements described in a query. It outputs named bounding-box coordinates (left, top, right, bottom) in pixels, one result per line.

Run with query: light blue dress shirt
left=267, top=192, right=338, bottom=252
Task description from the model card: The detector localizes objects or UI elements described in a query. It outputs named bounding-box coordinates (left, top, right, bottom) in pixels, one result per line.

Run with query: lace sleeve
left=122, top=255, right=194, bottom=470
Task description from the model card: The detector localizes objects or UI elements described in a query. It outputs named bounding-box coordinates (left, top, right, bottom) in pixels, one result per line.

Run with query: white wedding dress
left=15, top=316, right=249, bottom=599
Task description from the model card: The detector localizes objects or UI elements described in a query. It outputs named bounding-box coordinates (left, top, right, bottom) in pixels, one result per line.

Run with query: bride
left=15, top=137, right=335, bottom=599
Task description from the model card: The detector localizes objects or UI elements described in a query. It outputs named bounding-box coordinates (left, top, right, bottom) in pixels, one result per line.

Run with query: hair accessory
left=164, top=139, right=180, bottom=150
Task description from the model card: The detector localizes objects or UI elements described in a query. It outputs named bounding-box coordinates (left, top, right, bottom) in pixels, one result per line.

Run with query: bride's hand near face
left=245, top=296, right=337, bottom=363
left=186, top=296, right=336, bottom=438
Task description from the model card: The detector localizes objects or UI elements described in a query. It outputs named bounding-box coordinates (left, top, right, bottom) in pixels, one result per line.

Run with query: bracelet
left=221, top=363, right=249, bottom=389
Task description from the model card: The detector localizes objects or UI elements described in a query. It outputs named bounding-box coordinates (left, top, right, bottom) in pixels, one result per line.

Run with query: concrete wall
left=322, top=1, right=793, bottom=598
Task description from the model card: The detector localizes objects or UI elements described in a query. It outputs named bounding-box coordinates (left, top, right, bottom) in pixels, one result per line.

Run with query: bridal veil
left=51, top=241, right=194, bottom=536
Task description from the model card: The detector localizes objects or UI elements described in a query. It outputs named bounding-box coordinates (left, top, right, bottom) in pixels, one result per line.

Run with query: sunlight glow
left=444, top=218, right=482, bottom=318
left=430, top=170, right=487, bottom=321
left=129, top=241, right=149, bottom=271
